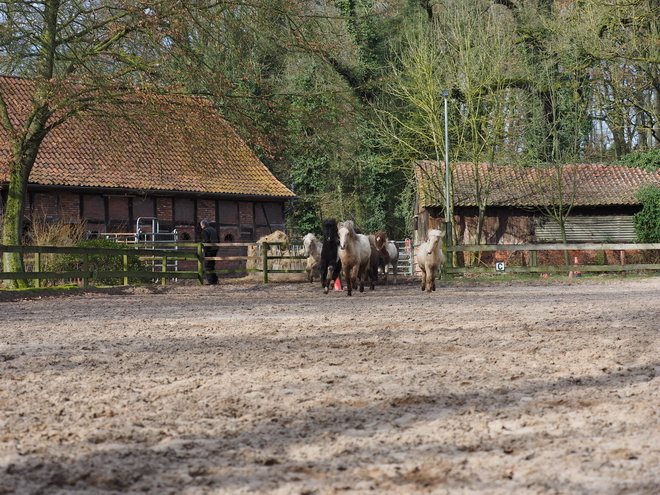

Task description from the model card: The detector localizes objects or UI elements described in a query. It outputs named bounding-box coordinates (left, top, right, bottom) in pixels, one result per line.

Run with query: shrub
left=22, top=216, right=88, bottom=286
left=51, top=238, right=145, bottom=286
left=633, top=185, right=660, bottom=243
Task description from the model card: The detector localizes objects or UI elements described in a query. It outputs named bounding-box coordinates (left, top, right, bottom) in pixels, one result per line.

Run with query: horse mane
left=339, top=220, right=357, bottom=237
left=428, top=229, right=444, bottom=240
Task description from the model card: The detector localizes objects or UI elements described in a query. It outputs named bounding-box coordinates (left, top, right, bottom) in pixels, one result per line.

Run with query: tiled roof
left=0, top=76, right=295, bottom=198
left=417, top=160, right=660, bottom=208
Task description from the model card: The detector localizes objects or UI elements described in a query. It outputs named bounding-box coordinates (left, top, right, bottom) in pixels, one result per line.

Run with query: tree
left=154, top=0, right=411, bottom=237
left=0, top=0, right=163, bottom=287
left=376, top=1, right=526, bottom=247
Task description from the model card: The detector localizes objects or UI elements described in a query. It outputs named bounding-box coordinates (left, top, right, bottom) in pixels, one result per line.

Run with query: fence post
left=262, top=241, right=269, bottom=284
left=162, top=255, right=167, bottom=286
left=620, top=250, right=626, bottom=278
left=83, top=253, right=89, bottom=288
left=34, top=252, right=41, bottom=288
left=123, top=254, right=129, bottom=285
left=197, top=243, right=204, bottom=285
left=405, top=239, right=413, bottom=276
left=443, top=221, right=454, bottom=271
left=530, top=250, right=538, bottom=276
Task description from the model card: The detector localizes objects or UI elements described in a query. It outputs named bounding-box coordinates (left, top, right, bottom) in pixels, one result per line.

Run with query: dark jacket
left=201, top=226, right=219, bottom=255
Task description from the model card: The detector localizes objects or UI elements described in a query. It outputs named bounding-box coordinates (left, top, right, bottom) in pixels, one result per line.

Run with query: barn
left=0, top=75, right=296, bottom=244
left=415, top=160, right=660, bottom=246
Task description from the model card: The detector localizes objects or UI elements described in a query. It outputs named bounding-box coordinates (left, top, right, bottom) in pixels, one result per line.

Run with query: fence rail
left=3, top=241, right=660, bottom=288
left=441, top=242, right=660, bottom=277
left=0, top=241, right=310, bottom=287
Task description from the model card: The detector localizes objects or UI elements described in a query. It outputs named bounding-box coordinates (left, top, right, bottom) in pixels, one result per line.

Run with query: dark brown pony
left=320, top=219, right=342, bottom=294
left=373, top=231, right=399, bottom=285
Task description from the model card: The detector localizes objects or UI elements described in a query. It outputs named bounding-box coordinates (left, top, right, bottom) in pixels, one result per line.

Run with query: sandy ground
left=1, top=275, right=660, bottom=495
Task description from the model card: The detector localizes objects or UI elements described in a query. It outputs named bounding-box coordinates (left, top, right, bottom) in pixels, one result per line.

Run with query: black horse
left=320, top=218, right=343, bottom=294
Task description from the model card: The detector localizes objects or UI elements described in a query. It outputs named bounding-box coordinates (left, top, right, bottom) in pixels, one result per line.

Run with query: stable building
left=415, top=160, right=660, bottom=246
left=0, top=75, right=296, bottom=243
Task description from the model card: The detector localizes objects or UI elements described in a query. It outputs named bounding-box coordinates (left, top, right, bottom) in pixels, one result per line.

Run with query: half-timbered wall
left=6, top=190, right=286, bottom=242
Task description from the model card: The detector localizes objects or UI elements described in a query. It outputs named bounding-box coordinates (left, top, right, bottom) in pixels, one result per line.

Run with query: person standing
left=200, top=219, right=219, bottom=285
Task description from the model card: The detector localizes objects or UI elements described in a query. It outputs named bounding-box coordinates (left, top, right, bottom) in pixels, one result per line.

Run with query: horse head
left=337, top=221, right=356, bottom=250
left=426, top=229, right=445, bottom=254
left=374, top=231, right=387, bottom=250
left=322, top=218, right=339, bottom=243
left=302, top=233, right=316, bottom=257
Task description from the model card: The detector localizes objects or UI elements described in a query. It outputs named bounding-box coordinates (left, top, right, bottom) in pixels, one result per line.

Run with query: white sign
left=495, top=262, right=505, bottom=271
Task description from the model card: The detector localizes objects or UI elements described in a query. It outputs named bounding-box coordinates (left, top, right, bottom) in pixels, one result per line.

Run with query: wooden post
left=620, top=250, right=626, bottom=278
left=262, top=241, right=269, bottom=284
left=123, top=254, right=129, bottom=286
left=161, top=255, right=167, bottom=286
left=442, top=221, right=453, bottom=271
left=197, top=243, right=204, bottom=285
left=530, top=250, right=538, bottom=274
left=34, top=252, right=41, bottom=288
left=83, top=253, right=89, bottom=288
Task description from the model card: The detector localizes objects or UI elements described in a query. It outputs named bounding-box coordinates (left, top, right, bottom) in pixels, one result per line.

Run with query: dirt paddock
left=1, top=276, right=660, bottom=494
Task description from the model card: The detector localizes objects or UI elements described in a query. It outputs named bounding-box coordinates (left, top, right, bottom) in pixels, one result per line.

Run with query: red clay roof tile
left=417, top=160, right=660, bottom=208
left=0, top=76, right=295, bottom=199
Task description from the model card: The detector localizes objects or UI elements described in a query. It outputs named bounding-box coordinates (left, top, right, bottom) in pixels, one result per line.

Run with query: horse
left=367, top=239, right=379, bottom=290
left=417, top=229, right=445, bottom=292
left=320, top=219, right=343, bottom=294
left=337, top=220, right=372, bottom=296
left=302, top=233, right=323, bottom=283
left=373, top=231, right=399, bottom=285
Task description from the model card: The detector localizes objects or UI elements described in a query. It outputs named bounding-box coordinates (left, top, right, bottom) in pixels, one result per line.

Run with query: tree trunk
left=2, top=136, right=44, bottom=288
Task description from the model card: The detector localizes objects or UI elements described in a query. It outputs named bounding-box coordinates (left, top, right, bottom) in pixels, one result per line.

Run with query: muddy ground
left=1, top=275, right=659, bottom=494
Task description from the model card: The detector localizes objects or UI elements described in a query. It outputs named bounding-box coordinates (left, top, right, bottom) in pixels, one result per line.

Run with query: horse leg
left=420, top=266, right=427, bottom=291
left=321, top=264, right=329, bottom=294
left=332, top=262, right=342, bottom=290
left=392, top=260, right=397, bottom=285
left=351, top=264, right=363, bottom=293
left=344, top=264, right=353, bottom=296
left=427, top=265, right=436, bottom=292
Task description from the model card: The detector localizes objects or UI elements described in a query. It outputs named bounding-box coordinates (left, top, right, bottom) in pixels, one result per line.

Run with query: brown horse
left=373, top=231, right=399, bottom=285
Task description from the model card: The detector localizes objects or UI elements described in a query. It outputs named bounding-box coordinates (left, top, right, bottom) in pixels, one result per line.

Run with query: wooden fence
left=442, top=242, right=660, bottom=277
left=2, top=241, right=660, bottom=288
left=0, top=241, right=307, bottom=287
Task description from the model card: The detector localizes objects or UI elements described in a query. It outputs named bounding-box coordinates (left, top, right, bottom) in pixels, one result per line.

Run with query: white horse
left=302, top=233, right=323, bottom=283
left=337, top=221, right=372, bottom=296
left=417, top=229, right=445, bottom=292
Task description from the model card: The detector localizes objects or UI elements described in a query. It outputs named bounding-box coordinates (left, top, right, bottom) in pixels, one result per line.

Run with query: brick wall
left=60, top=194, right=81, bottom=222
left=239, top=202, right=253, bottom=225
left=32, top=193, right=59, bottom=221
left=156, top=197, right=173, bottom=222
left=197, top=199, right=215, bottom=225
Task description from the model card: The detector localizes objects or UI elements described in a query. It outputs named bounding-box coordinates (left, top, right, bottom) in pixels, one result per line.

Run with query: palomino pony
left=338, top=220, right=372, bottom=296
left=320, top=219, right=342, bottom=294
left=302, top=233, right=323, bottom=283
left=373, top=231, right=399, bottom=285
left=417, top=229, right=445, bottom=292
